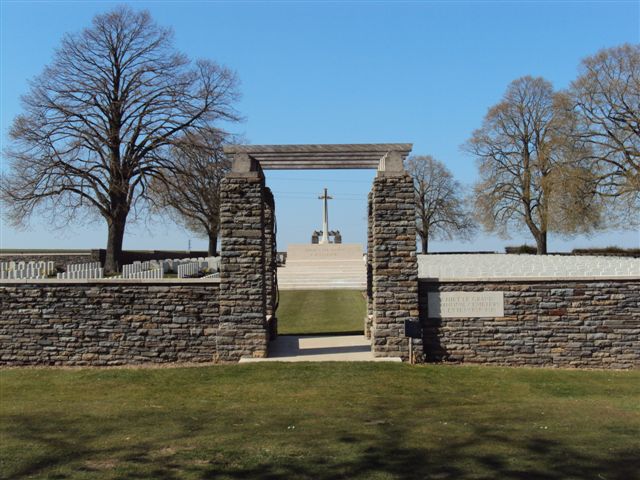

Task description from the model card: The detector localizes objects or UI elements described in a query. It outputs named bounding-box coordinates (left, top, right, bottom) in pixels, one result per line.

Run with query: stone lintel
left=223, top=143, right=413, bottom=170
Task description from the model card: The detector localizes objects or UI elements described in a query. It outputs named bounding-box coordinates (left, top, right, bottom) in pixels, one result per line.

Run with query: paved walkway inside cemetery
left=239, top=335, right=402, bottom=362
left=278, top=244, right=366, bottom=290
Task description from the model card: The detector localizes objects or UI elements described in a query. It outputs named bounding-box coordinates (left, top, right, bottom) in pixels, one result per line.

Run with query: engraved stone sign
left=427, top=292, right=504, bottom=318
left=286, top=244, right=362, bottom=260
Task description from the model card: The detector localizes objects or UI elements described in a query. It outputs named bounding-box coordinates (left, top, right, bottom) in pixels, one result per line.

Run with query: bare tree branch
left=0, top=6, right=241, bottom=272
left=149, top=128, right=232, bottom=256
left=463, top=76, right=602, bottom=254
left=568, top=43, right=640, bottom=217
left=405, top=155, right=477, bottom=254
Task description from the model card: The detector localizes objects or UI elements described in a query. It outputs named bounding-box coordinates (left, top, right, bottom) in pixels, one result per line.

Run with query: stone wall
left=218, top=163, right=269, bottom=361
left=419, top=279, right=640, bottom=369
left=264, top=187, right=278, bottom=338
left=371, top=174, right=420, bottom=360
left=365, top=192, right=373, bottom=338
left=0, top=281, right=220, bottom=366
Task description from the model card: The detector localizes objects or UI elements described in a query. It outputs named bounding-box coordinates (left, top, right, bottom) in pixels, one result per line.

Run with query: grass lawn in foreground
left=276, top=289, right=365, bottom=334
left=1, top=363, right=639, bottom=479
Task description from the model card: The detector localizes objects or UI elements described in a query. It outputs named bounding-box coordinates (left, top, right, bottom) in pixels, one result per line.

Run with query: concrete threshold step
left=278, top=279, right=367, bottom=286
left=279, top=268, right=365, bottom=271
left=277, top=274, right=365, bottom=278
left=279, top=282, right=366, bottom=284
left=278, top=270, right=365, bottom=274
left=279, top=277, right=365, bottom=280
left=239, top=335, right=403, bottom=363
left=282, top=268, right=365, bottom=272
left=284, top=258, right=364, bottom=266
left=278, top=284, right=367, bottom=291
left=278, top=277, right=367, bottom=284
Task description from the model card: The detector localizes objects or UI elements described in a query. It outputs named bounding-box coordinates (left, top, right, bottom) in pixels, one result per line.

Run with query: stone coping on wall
left=419, top=275, right=640, bottom=283
left=418, top=253, right=639, bottom=279
left=0, top=278, right=221, bottom=285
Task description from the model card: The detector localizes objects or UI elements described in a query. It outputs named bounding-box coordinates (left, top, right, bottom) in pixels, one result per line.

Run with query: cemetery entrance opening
left=217, top=144, right=421, bottom=362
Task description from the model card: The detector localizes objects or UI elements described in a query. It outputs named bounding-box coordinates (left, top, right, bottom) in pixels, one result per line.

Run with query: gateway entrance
left=217, top=144, right=421, bottom=362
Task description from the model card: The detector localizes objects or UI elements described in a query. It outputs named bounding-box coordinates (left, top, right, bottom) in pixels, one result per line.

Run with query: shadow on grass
left=3, top=411, right=639, bottom=480
left=2, top=412, right=205, bottom=480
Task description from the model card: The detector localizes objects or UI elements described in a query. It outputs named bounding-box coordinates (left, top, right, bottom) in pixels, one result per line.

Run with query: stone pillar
left=217, top=154, right=268, bottom=361
left=365, top=191, right=373, bottom=339
left=264, top=187, right=278, bottom=340
left=371, top=152, right=421, bottom=361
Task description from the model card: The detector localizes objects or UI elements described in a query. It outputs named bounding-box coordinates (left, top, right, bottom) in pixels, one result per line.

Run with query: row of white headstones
left=0, top=257, right=221, bottom=280
left=56, top=262, right=103, bottom=279
left=0, top=261, right=56, bottom=279
left=110, top=257, right=220, bottom=279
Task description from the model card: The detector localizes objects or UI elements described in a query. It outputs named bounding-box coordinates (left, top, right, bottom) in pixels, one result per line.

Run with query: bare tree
left=405, top=155, right=476, bottom=254
left=568, top=43, right=640, bottom=212
left=0, top=6, right=240, bottom=272
left=151, top=129, right=230, bottom=256
left=464, top=76, right=601, bottom=254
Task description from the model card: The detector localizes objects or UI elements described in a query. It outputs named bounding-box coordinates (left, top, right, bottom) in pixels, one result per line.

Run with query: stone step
left=278, top=272, right=365, bottom=278
left=278, top=272, right=367, bottom=278
left=278, top=267, right=365, bottom=272
left=283, top=262, right=364, bottom=266
left=281, top=266, right=365, bottom=270
left=239, top=335, right=402, bottom=362
left=278, top=278, right=366, bottom=282
left=278, top=279, right=365, bottom=284
left=278, top=283, right=365, bottom=290
left=278, top=279, right=366, bottom=284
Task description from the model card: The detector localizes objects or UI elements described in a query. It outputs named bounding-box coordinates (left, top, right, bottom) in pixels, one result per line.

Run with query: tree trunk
left=207, top=229, right=218, bottom=257
left=420, top=234, right=429, bottom=254
left=104, top=214, right=127, bottom=274
left=535, top=231, right=548, bottom=255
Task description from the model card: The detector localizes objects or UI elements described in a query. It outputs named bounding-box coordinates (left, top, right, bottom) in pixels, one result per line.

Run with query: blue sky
left=1, top=0, right=639, bottom=252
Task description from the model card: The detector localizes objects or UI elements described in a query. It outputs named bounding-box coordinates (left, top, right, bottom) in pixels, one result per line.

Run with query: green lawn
left=276, top=289, right=366, bottom=335
left=1, top=363, right=639, bottom=479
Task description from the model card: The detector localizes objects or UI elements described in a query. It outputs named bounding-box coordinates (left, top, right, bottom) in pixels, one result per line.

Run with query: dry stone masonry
left=2, top=143, right=638, bottom=369
left=218, top=155, right=269, bottom=361
left=419, top=279, right=640, bottom=368
left=365, top=192, right=373, bottom=338
left=264, top=187, right=278, bottom=338
left=370, top=164, right=421, bottom=361
left=0, top=282, right=220, bottom=366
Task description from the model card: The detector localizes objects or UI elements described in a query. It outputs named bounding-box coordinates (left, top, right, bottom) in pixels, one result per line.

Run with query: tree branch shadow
left=3, top=409, right=638, bottom=480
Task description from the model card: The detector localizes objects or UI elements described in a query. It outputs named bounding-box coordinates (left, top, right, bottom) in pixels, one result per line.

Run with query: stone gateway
left=219, top=144, right=419, bottom=362
left=0, top=144, right=638, bottom=368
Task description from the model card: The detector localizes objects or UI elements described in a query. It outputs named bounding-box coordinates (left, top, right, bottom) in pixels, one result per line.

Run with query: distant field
left=276, top=289, right=365, bottom=334
left=1, top=363, right=638, bottom=479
